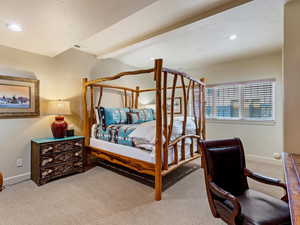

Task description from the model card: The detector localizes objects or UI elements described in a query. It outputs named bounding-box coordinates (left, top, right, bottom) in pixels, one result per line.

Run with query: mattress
left=92, top=118, right=197, bottom=152
left=90, top=137, right=198, bottom=164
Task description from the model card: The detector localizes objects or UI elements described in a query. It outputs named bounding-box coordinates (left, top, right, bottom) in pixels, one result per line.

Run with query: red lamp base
left=51, top=116, right=68, bottom=138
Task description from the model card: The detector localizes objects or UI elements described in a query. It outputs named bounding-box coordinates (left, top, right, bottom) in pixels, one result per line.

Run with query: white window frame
left=205, top=79, right=276, bottom=124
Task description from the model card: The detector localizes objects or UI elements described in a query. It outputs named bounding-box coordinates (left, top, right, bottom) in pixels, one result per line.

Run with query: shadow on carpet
left=95, top=159, right=201, bottom=191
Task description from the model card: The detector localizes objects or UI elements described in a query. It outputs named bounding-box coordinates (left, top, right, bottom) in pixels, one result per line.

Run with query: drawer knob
left=42, top=146, right=53, bottom=154
left=41, top=158, right=53, bottom=166
left=74, top=143, right=82, bottom=147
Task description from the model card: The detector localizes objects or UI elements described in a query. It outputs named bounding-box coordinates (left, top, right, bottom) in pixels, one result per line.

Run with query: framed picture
left=0, top=75, right=40, bottom=118
left=167, top=97, right=182, bottom=114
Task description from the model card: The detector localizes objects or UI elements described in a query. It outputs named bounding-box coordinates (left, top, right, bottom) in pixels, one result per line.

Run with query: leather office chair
left=200, top=138, right=290, bottom=225
left=0, top=172, right=3, bottom=191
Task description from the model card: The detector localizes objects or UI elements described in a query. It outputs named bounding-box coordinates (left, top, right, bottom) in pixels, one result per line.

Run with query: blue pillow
left=127, top=112, right=141, bottom=124
left=98, top=107, right=130, bottom=128
left=130, top=108, right=155, bottom=122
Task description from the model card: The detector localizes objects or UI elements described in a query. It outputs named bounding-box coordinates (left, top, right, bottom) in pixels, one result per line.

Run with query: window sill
left=207, top=119, right=276, bottom=126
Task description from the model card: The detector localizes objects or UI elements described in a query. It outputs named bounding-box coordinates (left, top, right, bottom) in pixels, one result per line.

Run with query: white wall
left=89, top=58, right=155, bottom=107
left=0, top=44, right=283, bottom=183
left=284, top=0, right=300, bottom=154
left=0, top=46, right=97, bottom=183
left=0, top=48, right=158, bottom=183
left=187, top=52, right=283, bottom=162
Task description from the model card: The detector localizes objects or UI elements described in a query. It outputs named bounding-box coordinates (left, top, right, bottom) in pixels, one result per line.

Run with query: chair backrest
left=201, top=138, right=249, bottom=196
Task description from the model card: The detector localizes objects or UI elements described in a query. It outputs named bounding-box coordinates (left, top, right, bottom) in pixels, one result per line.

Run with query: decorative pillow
left=127, top=112, right=141, bottom=124
left=98, top=107, right=130, bottom=128
left=130, top=108, right=155, bottom=122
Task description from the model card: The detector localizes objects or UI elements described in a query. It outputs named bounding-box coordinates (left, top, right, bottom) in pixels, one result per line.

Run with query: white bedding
left=90, top=137, right=198, bottom=164
left=128, top=118, right=197, bottom=145
left=90, top=117, right=198, bottom=163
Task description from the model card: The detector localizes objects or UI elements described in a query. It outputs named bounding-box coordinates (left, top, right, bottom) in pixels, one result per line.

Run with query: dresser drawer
left=41, top=162, right=74, bottom=179
left=41, top=151, right=73, bottom=167
left=40, top=139, right=83, bottom=155
left=40, top=149, right=83, bottom=167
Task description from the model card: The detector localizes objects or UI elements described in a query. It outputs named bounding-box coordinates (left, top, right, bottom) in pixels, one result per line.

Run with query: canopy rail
left=81, top=58, right=206, bottom=201
left=85, top=68, right=155, bottom=86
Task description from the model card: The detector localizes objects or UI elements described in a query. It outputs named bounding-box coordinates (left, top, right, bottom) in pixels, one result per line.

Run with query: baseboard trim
left=2, top=155, right=281, bottom=185
left=4, top=172, right=31, bottom=185
left=246, top=154, right=282, bottom=166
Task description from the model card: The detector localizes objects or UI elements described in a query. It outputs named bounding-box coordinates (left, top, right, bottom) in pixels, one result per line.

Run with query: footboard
left=162, top=135, right=203, bottom=176
left=153, top=59, right=206, bottom=200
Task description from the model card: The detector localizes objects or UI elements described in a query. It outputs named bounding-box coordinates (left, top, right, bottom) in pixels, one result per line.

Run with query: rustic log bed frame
left=82, top=59, right=206, bottom=200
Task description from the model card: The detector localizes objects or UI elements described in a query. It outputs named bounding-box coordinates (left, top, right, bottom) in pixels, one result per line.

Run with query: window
left=195, top=79, right=275, bottom=122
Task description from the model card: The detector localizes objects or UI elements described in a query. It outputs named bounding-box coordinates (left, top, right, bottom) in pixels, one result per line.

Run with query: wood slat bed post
left=190, top=138, right=194, bottom=157
left=186, top=80, right=192, bottom=104
left=124, top=90, right=127, bottom=107
left=198, top=83, right=202, bottom=140
left=192, top=82, right=199, bottom=133
left=82, top=78, right=90, bottom=146
left=154, top=58, right=163, bottom=201
left=167, top=75, right=178, bottom=144
left=162, top=71, right=168, bottom=170
left=174, top=143, right=179, bottom=164
left=200, top=78, right=206, bottom=168
left=131, top=91, right=134, bottom=108
left=90, top=86, right=95, bottom=126
left=180, top=76, right=187, bottom=161
left=200, top=78, right=206, bottom=140
left=135, top=86, right=140, bottom=109
left=97, top=87, right=103, bottom=108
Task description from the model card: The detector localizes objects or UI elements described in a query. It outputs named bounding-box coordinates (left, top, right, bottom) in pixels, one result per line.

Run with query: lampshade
left=48, top=100, right=71, bottom=115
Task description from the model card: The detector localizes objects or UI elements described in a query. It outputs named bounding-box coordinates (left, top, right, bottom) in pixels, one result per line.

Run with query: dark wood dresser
left=31, top=136, right=84, bottom=186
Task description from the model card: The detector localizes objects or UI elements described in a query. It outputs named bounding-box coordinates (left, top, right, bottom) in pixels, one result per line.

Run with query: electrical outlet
left=16, top=158, right=23, bottom=167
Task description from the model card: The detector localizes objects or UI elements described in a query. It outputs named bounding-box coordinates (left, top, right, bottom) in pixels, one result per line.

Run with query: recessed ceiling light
left=7, top=23, right=23, bottom=32
left=229, top=34, right=237, bottom=40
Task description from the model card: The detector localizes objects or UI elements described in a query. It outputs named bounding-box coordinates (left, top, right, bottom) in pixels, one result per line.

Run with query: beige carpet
left=0, top=159, right=284, bottom=225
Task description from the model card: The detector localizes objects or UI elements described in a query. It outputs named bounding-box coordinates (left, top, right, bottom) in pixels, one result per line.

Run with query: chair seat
left=224, top=190, right=290, bottom=225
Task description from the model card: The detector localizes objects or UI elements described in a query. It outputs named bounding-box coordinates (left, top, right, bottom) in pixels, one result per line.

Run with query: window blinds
left=194, top=79, right=275, bottom=121
left=242, top=80, right=274, bottom=120
left=214, top=85, right=240, bottom=119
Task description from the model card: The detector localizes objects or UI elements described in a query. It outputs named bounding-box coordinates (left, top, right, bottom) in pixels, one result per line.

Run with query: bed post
left=82, top=78, right=90, bottom=146
left=200, top=78, right=206, bottom=140
left=200, top=78, right=206, bottom=168
left=135, top=86, right=140, bottom=108
left=154, top=59, right=163, bottom=201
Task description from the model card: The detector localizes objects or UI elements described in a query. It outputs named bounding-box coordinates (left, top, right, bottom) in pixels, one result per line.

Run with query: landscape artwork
left=0, top=75, right=39, bottom=118
left=167, top=97, right=182, bottom=114
left=0, top=84, right=31, bottom=109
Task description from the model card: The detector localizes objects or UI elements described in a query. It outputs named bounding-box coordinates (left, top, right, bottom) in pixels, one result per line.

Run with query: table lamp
left=48, top=100, right=71, bottom=138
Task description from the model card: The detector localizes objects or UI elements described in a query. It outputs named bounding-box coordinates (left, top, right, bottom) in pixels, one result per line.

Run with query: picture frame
left=167, top=97, right=182, bottom=114
left=0, top=75, right=40, bottom=118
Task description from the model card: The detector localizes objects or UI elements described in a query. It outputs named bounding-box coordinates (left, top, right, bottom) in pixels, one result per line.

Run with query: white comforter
left=128, top=117, right=197, bottom=147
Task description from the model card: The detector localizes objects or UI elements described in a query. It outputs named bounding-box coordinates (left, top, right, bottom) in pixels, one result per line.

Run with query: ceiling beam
left=98, top=0, right=253, bottom=59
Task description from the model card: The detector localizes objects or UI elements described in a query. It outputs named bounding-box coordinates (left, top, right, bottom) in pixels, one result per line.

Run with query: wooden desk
left=283, top=153, right=300, bottom=225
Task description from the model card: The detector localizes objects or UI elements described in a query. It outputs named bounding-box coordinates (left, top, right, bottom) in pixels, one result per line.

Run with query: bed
left=82, top=59, right=206, bottom=200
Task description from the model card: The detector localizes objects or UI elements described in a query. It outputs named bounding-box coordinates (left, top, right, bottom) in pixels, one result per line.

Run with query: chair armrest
left=244, top=168, right=286, bottom=188
left=209, top=181, right=241, bottom=224
left=244, top=168, right=288, bottom=202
